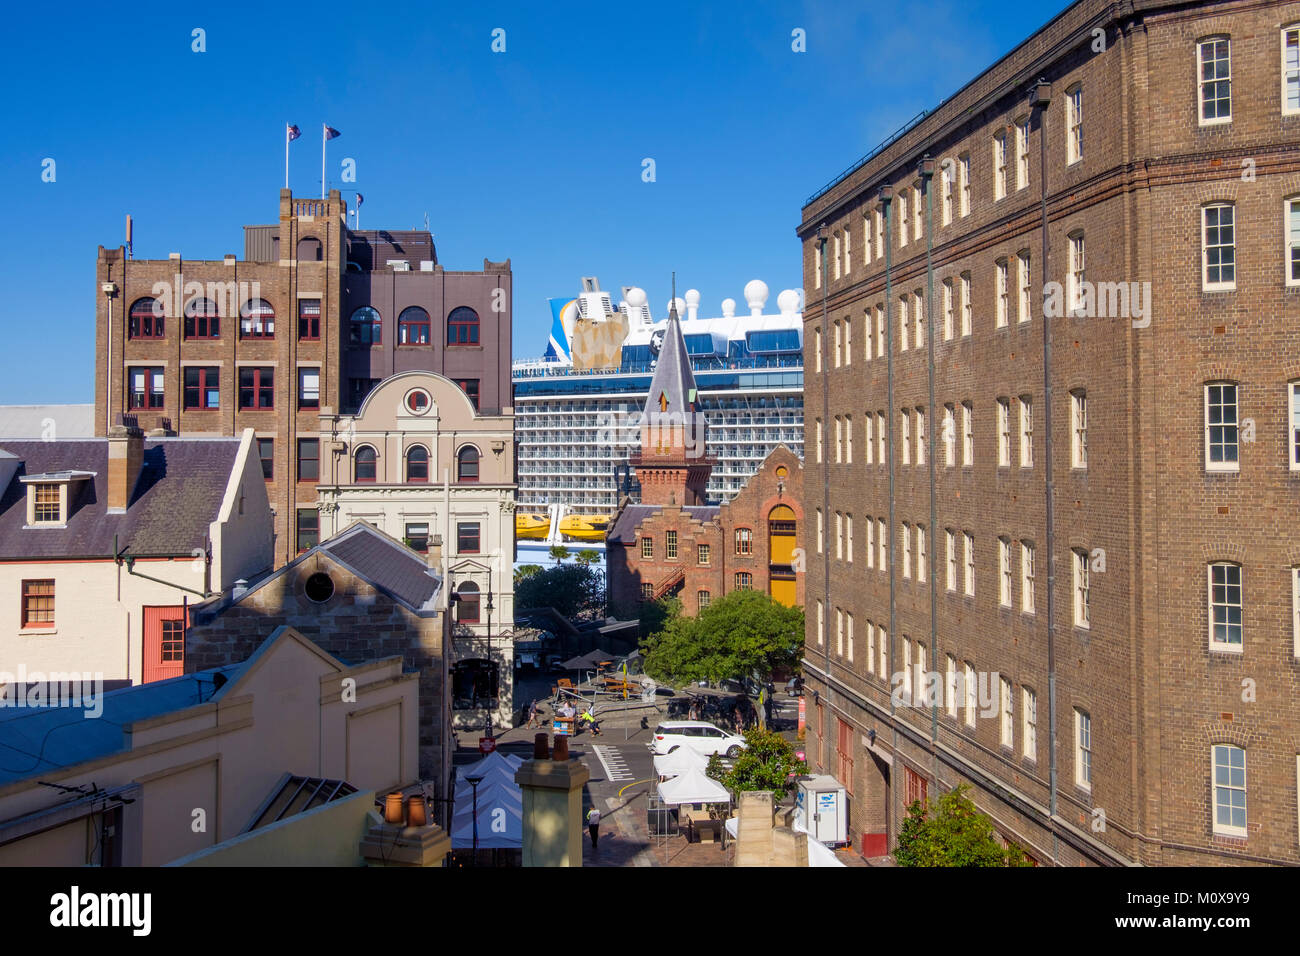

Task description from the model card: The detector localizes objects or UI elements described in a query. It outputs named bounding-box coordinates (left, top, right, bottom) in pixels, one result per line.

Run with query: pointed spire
left=644, top=274, right=698, bottom=419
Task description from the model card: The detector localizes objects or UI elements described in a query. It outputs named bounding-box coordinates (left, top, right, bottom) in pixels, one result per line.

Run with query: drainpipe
left=816, top=224, right=832, bottom=767
left=920, top=157, right=939, bottom=779
left=880, top=184, right=898, bottom=850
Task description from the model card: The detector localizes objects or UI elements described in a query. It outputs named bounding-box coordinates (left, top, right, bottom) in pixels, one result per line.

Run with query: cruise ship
left=512, top=277, right=804, bottom=546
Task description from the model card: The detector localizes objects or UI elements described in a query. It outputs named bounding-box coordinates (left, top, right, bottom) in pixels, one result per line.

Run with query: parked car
left=651, top=721, right=747, bottom=758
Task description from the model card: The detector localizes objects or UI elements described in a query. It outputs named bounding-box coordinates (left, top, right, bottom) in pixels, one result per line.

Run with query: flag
left=324, top=125, right=341, bottom=140
left=287, top=123, right=301, bottom=141
left=355, top=193, right=364, bottom=207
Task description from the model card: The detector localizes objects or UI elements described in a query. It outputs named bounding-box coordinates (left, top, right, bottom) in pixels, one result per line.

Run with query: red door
left=143, top=606, right=187, bottom=683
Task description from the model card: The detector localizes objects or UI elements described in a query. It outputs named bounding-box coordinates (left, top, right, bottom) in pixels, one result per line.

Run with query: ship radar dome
left=743, top=279, right=769, bottom=316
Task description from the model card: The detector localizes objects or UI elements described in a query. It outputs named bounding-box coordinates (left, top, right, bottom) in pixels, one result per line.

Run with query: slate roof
left=643, top=303, right=700, bottom=419
left=607, top=504, right=720, bottom=545
left=0, top=438, right=241, bottom=559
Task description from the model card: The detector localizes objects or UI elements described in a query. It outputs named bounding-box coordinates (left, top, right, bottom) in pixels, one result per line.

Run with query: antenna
left=423, top=212, right=429, bottom=232
left=125, top=214, right=133, bottom=259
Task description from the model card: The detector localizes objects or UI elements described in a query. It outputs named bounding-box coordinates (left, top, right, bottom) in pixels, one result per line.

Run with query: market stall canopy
left=559, top=649, right=615, bottom=671
left=655, top=767, right=730, bottom=805
left=654, top=747, right=709, bottom=778
left=451, top=778, right=522, bottom=849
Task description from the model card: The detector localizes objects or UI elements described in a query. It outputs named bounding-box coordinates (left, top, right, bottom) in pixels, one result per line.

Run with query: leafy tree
left=514, top=564, right=542, bottom=585
left=894, top=784, right=1032, bottom=867
left=705, top=727, right=807, bottom=795
left=515, top=563, right=603, bottom=619
left=548, top=545, right=571, bottom=563
left=575, top=549, right=600, bottom=567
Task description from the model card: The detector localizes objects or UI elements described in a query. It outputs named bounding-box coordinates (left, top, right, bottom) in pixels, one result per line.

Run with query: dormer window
left=22, top=472, right=93, bottom=528
left=33, top=483, right=60, bottom=523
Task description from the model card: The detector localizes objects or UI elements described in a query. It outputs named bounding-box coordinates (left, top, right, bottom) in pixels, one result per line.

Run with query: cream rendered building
left=316, top=371, right=516, bottom=730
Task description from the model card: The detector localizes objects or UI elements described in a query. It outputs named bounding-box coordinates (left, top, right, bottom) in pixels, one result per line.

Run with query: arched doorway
left=768, top=504, right=798, bottom=606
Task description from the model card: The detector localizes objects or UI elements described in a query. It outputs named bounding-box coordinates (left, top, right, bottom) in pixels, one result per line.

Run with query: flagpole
left=284, top=124, right=290, bottom=190
left=321, top=123, right=326, bottom=199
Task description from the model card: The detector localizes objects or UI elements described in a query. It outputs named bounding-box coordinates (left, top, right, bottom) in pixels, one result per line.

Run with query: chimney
left=107, top=416, right=144, bottom=514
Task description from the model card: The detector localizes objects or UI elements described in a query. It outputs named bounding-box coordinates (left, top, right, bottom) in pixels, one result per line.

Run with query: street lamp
left=466, top=773, right=484, bottom=864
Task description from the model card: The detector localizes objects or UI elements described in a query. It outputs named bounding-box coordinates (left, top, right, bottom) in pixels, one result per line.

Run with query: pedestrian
left=581, top=706, right=601, bottom=736
left=527, top=699, right=539, bottom=729
left=763, top=695, right=774, bottom=726
left=587, top=806, right=601, bottom=849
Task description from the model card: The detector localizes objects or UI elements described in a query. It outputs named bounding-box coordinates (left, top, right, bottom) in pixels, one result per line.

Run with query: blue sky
left=1, top=0, right=1072, bottom=403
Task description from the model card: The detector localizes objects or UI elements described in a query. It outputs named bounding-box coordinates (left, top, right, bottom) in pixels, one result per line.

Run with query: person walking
left=527, top=699, right=539, bottom=729
left=587, top=806, right=601, bottom=849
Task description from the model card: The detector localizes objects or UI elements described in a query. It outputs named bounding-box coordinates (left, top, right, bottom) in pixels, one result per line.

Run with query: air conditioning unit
left=419, top=260, right=435, bottom=272
left=387, top=259, right=411, bottom=271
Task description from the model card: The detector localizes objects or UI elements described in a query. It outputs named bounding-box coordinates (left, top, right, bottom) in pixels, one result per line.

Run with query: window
left=1021, top=541, right=1036, bottom=614
left=1023, top=688, right=1037, bottom=759
left=997, top=398, right=1011, bottom=467
left=458, top=522, right=481, bottom=554
left=160, top=617, right=185, bottom=664
left=1290, top=383, right=1300, bottom=470
left=993, top=130, right=1008, bottom=200
left=1017, top=251, right=1031, bottom=323
left=899, top=296, right=909, bottom=353
left=1074, top=549, right=1091, bottom=628
left=240, top=298, right=275, bottom=338
left=834, top=416, right=843, bottom=463
left=405, top=522, right=429, bottom=553
left=1019, top=396, right=1033, bottom=468
left=1202, top=203, right=1236, bottom=290
left=864, top=414, right=874, bottom=464
left=296, top=509, right=319, bottom=552
left=454, top=379, right=481, bottom=411
left=877, top=410, right=887, bottom=465
left=1291, top=568, right=1300, bottom=656
left=298, top=368, right=320, bottom=410
left=902, top=637, right=912, bottom=699
left=942, top=404, right=955, bottom=467
left=898, top=191, right=908, bottom=247
left=665, top=530, right=678, bottom=560
left=946, top=530, right=957, bottom=591
left=1066, top=85, right=1083, bottom=164
left=349, top=378, right=379, bottom=410
left=874, top=208, right=884, bottom=258
left=447, top=306, right=480, bottom=345
left=1286, top=26, right=1300, bottom=114
left=863, top=214, right=872, bottom=266
left=844, top=319, right=852, bottom=366
left=816, top=510, right=824, bottom=554
left=350, top=306, right=381, bottom=346
left=1212, top=744, right=1246, bottom=836
left=913, top=291, right=924, bottom=350
left=817, top=600, right=824, bottom=646
left=1198, top=37, right=1231, bottom=124
left=867, top=622, right=877, bottom=674
left=877, top=517, right=887, bottom=570
left=457, top=582, right=480, bottom=623
left=184, top=297, right=219, bottom=339
left=942, top=279, right=954, bottom=341
left=641, top=537, right=654, bottom=559
left=736, top=572, right=753, bottom=591
left=1015, top=116, right=1030, bottom=190
left=995, top=259, right=1009, bottom=327
left=964, top=532, right=975, bottom=596
left=128, top=367, right=164, bottom=410
left=21, top=579, right=54, bottom=628
left=832, top=234, right=841, bottom=281
left=836, top=609, right=844, bottom=656
left=1075, top=709, right=1092, bottom=789
left=959, top=272, right=971, bottom=337
left=183, top=367, right=220, bottom=410
left=902, top=523, right=911, bottom=579
left=129, top=297, right=164, bottom=339
left=641, top=582, right=654, bottom=601
left=914, top=407, right=925, bottom=465
left=698, top=543, right=711, bottom=566
left=1288, top=197, right=1300, bottom=285
left=964, top=661, right=977, bottom=727
left=297, top=438, right=319, bottom=482
left=698, top=590, right=711, bottom=611
left=945, top=655, right=957, bottom=716
left=941, top=162, right=953, bottom=225
left=912, top=185, right=922, bottom=241
left=916, top=524, right=926, bottom=583
left=1068, top=233, right=1086, bottom=313
left=406, top=445, right=429, bottom=483
left=866, top=517, right=875, bottom=569
left=354, top=446, right=377, bottom=483
left=298, top=298, right=321, bottom=340
left=1000, top=677, right=1013, bottom=747
left=32, top=484, right=60, bottom=524
left=958, top=153, right=970, bottom=216
left=875, top=306, right=885, bottom=360
left=846, top=513, right=854, bottom=563
left=1209, top=562, right=1243, bottom=649
left=846, top=613, right=855, bottom=663
left=999, top=537, right=1012, bottom=607
left=238, top=367, right=274, bottom=409
left=901, top=409, right=911, bottom=465
left=878, top=626, right=888, bottom=678
left=257, top=438, right=273, bottom=479
left=1205, top=382, right=1239, bottom=471
left=815, top=418, right=823, bottom=463
left=398, top=307, right=431, bottom=345
left=961, top=402, right=973, bottom=467
left=457, top=446, right=479, bottom=482
left=1071, top=390, right=1088, bottom=469
left=735, top=527, right=753, bottom=555
left=814, top=243, right=822, bottom=288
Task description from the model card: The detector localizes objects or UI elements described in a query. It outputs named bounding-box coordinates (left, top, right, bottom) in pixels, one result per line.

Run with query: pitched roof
left=607, top=504, right=719, bottom=545
left=0, top=438, right=242, bottom=559
left=642, top=303, right=700, bottom=419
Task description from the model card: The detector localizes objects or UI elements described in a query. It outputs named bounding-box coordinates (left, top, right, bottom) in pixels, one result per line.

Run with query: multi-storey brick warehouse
left=799, top=0, right=1300, bottom=865
left=95, top=189, right=511, bottom=566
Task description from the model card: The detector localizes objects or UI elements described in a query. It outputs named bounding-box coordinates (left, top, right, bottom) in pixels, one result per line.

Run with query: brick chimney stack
left=106, top=415, right=144, bottom=514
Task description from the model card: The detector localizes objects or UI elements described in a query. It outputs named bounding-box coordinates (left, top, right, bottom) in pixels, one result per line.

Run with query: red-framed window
left=406, top=445, right=429, bottom=482
left=398, top=307, right=431, bottom=345
left=184, top=298, right=220, bottom=339
left=837, top=718, right=854, bottom=796
left=735, top=572, right=753, bottom=590
left=238, top=367, right=274, bottom=409
left=128, top=367, right=164, bottom=409
left=21, top=579, right=54, bottom=629
left=240, top=298, right=275, bottom=338
left=298, top=299, right=321, bottom=340
left=183, top=366, right=220, bottom=409
left=447, top=306, right=479, bottom=345
left=355, top=446, right=377, bottom=482
left=129, top=297, right=165, bottom=339
left=456, top=582, right=480, bottom=623
left=296, top=508, right=319, bottom=553
left=905, top=766, right=928, bottom=809
left=457, top=521, right=481, bottom=554
left=298, top=368, right=320, bottom=410
left=256, top=437, right=274, bottom=479
left=298, top=438, right=319, bottom=482
left=735, top=527, right=753, bottom=555
left=456, top=445, right=479, bottom=482
left=454, top=378, right=480, bottom=411
left=350, top=306, right=381, bottom=346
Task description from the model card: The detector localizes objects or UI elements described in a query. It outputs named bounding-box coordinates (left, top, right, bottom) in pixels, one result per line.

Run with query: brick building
left=607, top=303, right=806, bottom=613
left=799, top=0, right=1300, bottom=864
left=94, top=189, right=511, bottom=567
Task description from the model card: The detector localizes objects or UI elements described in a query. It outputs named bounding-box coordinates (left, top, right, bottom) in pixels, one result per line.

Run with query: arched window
left=129, top=297, right=164, bottom=339
left=355, top=445, right=377, bottom=483
left=735, top=572, right=753, bottom=591
left=398, top=307, right=431, bottom=345
left=447, top=306, right=479, bottom=345
left=184, top=297, right=220, bottom=339
left=296, top=236, right=322, bottom=262
left=350, top=306, right=381, bottom=346
left=240, top=298, right=275, bottom=338
left=457, top=445, right=479, bottom=482
left=735, top=527, right=753, bottom=555
left=406, top=445, right=429, bottom=483
left=457, top=582, right=480, bottom=624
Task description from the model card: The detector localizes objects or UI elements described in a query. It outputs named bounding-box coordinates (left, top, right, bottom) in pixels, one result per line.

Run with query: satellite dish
left=650, top=329, right=665, bottom=355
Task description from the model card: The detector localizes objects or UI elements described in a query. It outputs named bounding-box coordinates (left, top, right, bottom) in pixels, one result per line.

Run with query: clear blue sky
left=1, top=0, right=1072, bottom=403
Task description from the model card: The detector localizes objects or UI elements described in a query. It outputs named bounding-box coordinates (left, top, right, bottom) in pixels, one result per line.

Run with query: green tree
left=894, top=784, right=1032, bottom=867
left=514, top=564, right=542, bottom=585
left=705, top=727, right=807, bottom=795
left=515, top=562, right=604, bottom=619
left=575, top=549, right=600, bottom=567
left=548, top=545, right=571, bottom=563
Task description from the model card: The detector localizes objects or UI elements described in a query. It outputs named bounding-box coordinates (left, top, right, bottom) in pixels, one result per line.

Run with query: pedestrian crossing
left=591, top=745, right=635, bottom=782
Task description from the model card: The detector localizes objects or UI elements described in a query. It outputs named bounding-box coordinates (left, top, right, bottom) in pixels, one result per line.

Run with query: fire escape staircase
left=653, top=564, right=686, bottom=600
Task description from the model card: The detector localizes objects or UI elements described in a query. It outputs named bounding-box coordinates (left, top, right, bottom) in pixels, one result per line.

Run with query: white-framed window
left=946, top=655, right=958, bottom=717
left=899, top=296, right=909, bottom=353
left=1015, top=115, right=1030, bottom=190
left=864, top=413, right=874, bottom=465
left=913, top=290, right=924, bottom=350
left=877, top=413, right=887, bottom=471
left=1292, top=567, right=1300, bottom=657
left=835, top=511, right=843, bottom=560
left=843, top=228, right=852, bottom=276
left=878, top=517, right=887, bottom=570
left=941, top=162, right=953, bottom=225
left=1205, top=382, right=1239, bottom=471
left=816, top=508, right=824, bottom=554
left=1066, top=85, right=1083, bottom=164
left=846, top=612, right=854, bottom=663
left=814, top=327, right=822, bottom=373
left=946, top=529, right=958, bottom=591
left=995, top=258, right=1009, bottom=328
left=1021, top=541, right=1036, bottom=614
left=1287, top=197, right=1300, bottom=286
left=1202, top=203, right=1236, bottom=290
left=943, top=404, right=955, bottom=467
left=917, top=524, right=927, bottom=583
left=1068, top=232, right=1086, bottom=313
left=878, top=625, right=888, bottom=678
left=1019, top=395, right=1033, bottom=469
left=844, top=318, right=852, bottom=366
left=915, top=641, right=927, bottom=703
left=875, top=305, right=885, bottom=359
left=833, top=320, right=841, bottom=368
left=866, top=514, right=875, bottom=569
left=902, top=636, right=913, bottom=700
left=1212, top=744, right=1247, bottom=837
left=1071, top=389, right=1088, bottom=469
left=1074, top=549, right=1091, bottom=628
left=836, top=607, right=844, bottom=656
left=899, top=191, right=909, bottom=247
left=960, top=271, right=972, bottom=336
left=815, top=417, right=823, bottom=463
left=902, top=522, right=911, bottom=579
left=1017, top=250, right=1031, bottom=323
left=1209, top=561, right=1243, bottom=650
left=834, top=416, right=843, bottom=464
left=1290, top=382, right=1300, bottom=471
left=845, top=414, right=853, bottom=463
left=962, top=401, right=973, bottom=466
left=993, top=130, right=1008, bottom=200
left=867, top=621, right=876, bottom=674
left=1198, top=37, right=1232, bottom=125
left=958, top=153, right=971, bottom=216
left=913, top=185, right=923, bottom=241
left=874, top=208, right=884, bottom=258
left=1022, top=687, right=1037, bottom=759
left=846, top=513, right=854, bottom=563
left=1000, top=677, right=1013, bottom=748
left=942, top=278, right=954, bottom=341
left=915, top=406, right=926, bottom=466
left=1075, top=708, right=1092, bottom=790
left=964, top=532, right=975, bottom=596
left=833, top=234, right=841, bottom=280
left=964, top=661, right=977, bottom=727
left=1285, top=25, right=1300, bottom=115
left=999, top=537, right=1013, bottom=607
left=817, top=600, right=825, bottom=646
left=997, top=398, right=1011, bottom=467
left=902, top=408, right=911, bottom=466
left=814, top=243, right=822, bottom=288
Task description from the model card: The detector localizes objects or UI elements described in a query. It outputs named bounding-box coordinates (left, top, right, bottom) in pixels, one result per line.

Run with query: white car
left=651, top=721, right=747, bottom=758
